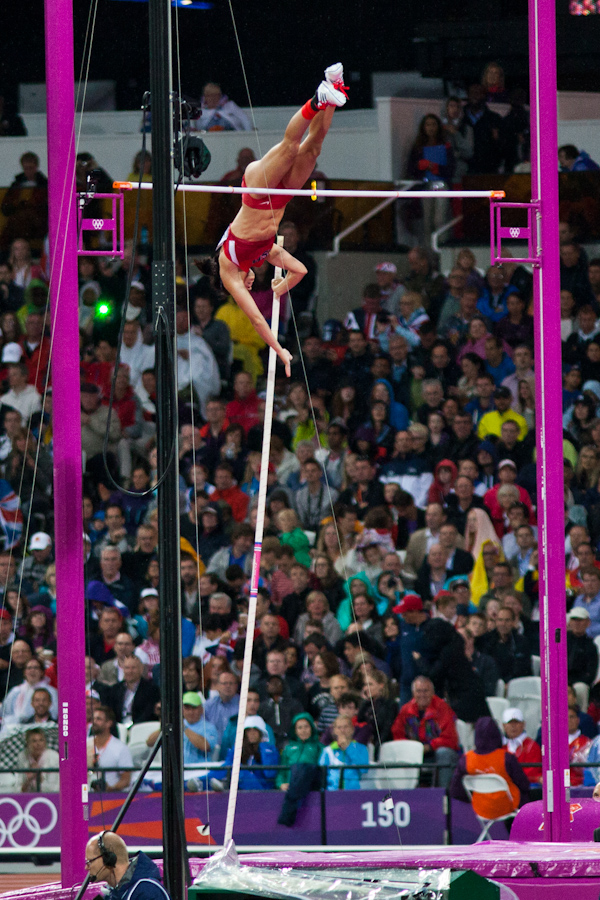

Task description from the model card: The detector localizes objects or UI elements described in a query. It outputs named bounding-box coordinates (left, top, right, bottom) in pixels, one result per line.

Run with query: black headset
left=97, top=831, right=117, bottom=868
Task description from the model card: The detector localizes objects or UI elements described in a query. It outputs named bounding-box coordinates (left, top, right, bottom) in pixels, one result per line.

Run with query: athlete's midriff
left=218, top=226, right=275, bottom=272
left=241, top=177, right=293, bottom=210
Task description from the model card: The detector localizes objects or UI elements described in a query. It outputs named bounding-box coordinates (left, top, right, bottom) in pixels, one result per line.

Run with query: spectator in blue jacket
left=477, top=267, right=519, bottom=323
left=319, top=714, right=370, bottom=789
left=393, top=593, right=428, bottom=704
left=559, top=144, right=600, bottom=172
left=223, top=715, right=279, bottom=790
left=573, top=567, right=600, bottom=638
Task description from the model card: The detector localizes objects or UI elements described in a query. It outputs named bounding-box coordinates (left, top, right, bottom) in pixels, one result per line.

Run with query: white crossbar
left=114, top=181, right=504, bottom=200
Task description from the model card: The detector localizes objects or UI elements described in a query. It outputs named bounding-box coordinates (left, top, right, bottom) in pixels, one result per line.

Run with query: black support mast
left=148, top=0, right=186, bottom=896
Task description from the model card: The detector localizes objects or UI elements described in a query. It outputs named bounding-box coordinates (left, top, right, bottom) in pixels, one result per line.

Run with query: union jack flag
left=0, top=480, right=23, bottom=549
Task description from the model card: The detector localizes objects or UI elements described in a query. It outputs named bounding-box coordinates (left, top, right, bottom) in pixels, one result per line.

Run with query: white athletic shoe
left=325, top=62, right=344, bottom=86
left=315, top=80, right=347, bottom=108
left=210, top=777, right=225, bottom=792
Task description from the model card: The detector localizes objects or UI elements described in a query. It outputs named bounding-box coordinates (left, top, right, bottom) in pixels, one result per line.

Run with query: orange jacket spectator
left=450, top=717, right=530, bottom=819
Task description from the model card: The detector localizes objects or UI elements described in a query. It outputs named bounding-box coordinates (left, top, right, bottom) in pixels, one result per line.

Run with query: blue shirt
left=464, top=395, right=495, bottom=425
left=574, top=591, right=600, bottom=638
left=319, top=741, right=369, bottom=790
left=203, top=694, right=240, bottom=741
left=514, top=548, right=533, bottom=578
left=183, top=716, right=219, bottom=765
left=485, top=354, right=516, bottom=385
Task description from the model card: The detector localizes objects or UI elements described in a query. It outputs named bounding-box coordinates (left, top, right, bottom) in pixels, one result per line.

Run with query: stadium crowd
left=1, top=68, right=600, bottom=819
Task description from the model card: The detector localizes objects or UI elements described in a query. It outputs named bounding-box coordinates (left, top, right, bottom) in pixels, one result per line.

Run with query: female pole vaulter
left=212, top=63, right=347, bottom=376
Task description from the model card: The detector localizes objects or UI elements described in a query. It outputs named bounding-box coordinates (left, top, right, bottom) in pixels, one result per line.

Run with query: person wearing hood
left=475, top=440, right=498, bottom=492
left=19, top=604, right=54, bottom=651
left=277, top=712, right=322, bottom=825
left=581, top=379, right=600, bottom=415
left=277, top=712, right=321, bottom=789
left=194, top=505, right=229, bottom=565
left=84, top=831, right=172, bottom=899
left=222, top=715, right=279, bottom=790
left=427, top=459, right=458, bottom=507
left=450, top=716, right=530, bottom=822
left=370, top=378, right=409, bottom=431
left=336, top=573, right=381, bottom=632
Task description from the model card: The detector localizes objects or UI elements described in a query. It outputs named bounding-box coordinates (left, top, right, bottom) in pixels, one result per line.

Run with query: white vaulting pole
left=223, top=235, right=284, bottom=845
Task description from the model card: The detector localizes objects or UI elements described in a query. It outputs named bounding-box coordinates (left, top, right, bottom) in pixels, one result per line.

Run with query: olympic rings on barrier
left=0, top=797, right=58, bottom=847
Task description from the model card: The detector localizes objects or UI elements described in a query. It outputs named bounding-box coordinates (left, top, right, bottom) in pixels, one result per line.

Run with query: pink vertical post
left=529, top=0, right=571, bottom=840
left=44, top=0, right=88, bottom=882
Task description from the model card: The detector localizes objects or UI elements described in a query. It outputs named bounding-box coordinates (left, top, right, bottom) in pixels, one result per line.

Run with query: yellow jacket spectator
left=477, top=386, right=528, bottom=440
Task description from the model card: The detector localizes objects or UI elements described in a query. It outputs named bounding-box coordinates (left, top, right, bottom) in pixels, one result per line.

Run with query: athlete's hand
left=278, top=348, right=293, bottom=377
left=271, top=276, right=288, bottom=297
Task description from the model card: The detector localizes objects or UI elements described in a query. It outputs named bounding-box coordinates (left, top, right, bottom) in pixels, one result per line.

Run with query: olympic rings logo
left=509, top=227, right=521, bottom=238
left=92, top=218, right=105, bottom=230
left=0, top=797, right=58, bottom=847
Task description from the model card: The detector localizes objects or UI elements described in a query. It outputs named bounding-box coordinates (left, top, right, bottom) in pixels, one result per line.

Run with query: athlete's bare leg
left=244, top=109, right=314, bottom=190
left=244, top=68, right=345, bottom=191
left=283, top=105, right=335, bottom=188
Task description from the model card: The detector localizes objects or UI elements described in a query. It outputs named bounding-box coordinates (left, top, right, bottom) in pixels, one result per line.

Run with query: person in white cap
left=375, top=261, right=405, bottom=315
left=1, top=342, right=23, bottom=365
left=0, top=359, right=41, bottom=424
left=501, top=706, right=542, bottom=784
left=20, top=531, right=53, bottom=591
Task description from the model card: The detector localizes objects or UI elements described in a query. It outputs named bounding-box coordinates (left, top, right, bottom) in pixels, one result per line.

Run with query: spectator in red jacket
left=391, top=675, right=459, bottom=787
left=502, top=706, right=542, bottom=783
left=225, top=370, right=260, bottom=434
left=20, top=311, right=50, bottom=393
left=569, top=704, right=592, bottom=787
left=107, top=366, right=138, bottom=432
left=211, top=462, right=249, bottom=523
left=484, top=460, right=535, bottom=537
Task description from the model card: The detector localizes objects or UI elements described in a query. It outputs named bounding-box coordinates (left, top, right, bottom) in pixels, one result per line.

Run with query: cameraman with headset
left=85, top=831, right=172, bottom=899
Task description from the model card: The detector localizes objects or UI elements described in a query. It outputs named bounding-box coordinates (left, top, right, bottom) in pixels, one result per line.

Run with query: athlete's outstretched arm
left=219, top=253, right=293, bottom=376
left=266, top=246, right=308, bottom=297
